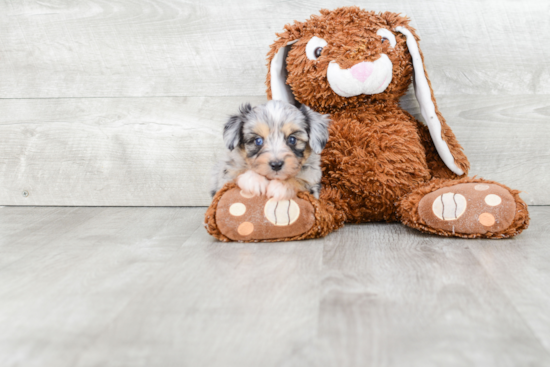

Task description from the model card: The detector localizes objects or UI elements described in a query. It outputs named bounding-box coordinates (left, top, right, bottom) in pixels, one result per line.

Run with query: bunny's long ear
left=268, top=39, right=300, bottom=106
left=395, top=26, right=469, bottom=176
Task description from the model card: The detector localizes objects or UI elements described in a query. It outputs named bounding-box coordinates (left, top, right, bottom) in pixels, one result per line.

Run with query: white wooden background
left=0, top=0, right=548, bottom=206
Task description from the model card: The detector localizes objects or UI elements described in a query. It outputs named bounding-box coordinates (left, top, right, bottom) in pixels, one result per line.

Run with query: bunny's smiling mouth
left=326, top=54, right=393, bottom=97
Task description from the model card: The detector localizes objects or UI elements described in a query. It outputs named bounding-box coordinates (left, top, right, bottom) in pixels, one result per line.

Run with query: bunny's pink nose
left=350, top=62, right=374, bottom=83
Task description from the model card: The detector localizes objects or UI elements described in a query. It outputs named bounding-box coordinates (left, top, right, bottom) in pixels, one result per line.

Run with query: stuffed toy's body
left=205, top=7, right=529, bottom=241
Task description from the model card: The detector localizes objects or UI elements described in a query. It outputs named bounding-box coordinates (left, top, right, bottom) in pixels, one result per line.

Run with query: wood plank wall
left=0, top=0, right=548, bottom=206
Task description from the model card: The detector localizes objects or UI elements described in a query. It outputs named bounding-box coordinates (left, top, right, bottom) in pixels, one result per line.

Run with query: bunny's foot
left=397, top=177, right=530, bottom=239
left=205, top=183, right=344, bottom=242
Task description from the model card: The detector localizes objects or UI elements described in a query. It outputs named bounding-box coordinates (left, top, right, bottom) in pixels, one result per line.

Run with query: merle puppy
left=211, top=100, right=330, bottom=200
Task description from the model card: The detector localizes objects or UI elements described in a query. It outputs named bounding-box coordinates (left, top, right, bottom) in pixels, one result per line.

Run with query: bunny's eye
left=314, top=47, right=323, bottom=58
left=306, top=36, right=328, bottom=61
left=376, top=29, right=396, bottom=48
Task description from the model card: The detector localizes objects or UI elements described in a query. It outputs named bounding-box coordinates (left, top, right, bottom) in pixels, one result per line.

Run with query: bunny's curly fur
left=205, top=6, right=529, bottom=241
left=266, top=7, right=473, bottom=223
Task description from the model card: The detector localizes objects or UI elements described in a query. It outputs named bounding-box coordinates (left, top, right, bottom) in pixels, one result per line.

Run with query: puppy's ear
left=223, top=103, right=252, bottom=150
left=300, top=104, right=330, bottom=154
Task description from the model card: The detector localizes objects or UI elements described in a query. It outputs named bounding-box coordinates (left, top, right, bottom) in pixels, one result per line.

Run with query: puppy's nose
left=269, top=160, right=284, bottom=172
left=350, top=62, right=374, bottom=82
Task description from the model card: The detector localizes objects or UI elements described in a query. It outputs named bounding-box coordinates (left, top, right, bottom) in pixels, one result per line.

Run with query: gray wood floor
left=1, top=206, right=549, bottom=367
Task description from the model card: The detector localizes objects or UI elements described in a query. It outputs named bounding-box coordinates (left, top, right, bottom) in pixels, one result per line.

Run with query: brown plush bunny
left=205, top=6, right=529, bottom=241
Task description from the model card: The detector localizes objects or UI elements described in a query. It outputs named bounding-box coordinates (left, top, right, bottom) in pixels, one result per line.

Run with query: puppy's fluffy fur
left=211, top=100, right=330, bottom=200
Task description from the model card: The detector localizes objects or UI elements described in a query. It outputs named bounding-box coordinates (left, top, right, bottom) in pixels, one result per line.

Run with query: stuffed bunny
left=205, top=7, right=529, bottom=241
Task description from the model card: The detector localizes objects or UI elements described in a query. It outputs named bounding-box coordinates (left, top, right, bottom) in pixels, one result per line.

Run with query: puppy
left=210, top=100, right=330, bottom=200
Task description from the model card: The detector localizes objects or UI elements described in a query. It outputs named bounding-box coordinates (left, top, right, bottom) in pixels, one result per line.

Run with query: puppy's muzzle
left=269, top=160, right=284, bottom=172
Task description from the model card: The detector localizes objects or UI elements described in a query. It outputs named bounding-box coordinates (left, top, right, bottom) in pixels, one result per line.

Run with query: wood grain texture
left=468, top=207, right=550, bottom=354
left=0, top=0, right=548, bottom=98
left=0, top=206, right=326, bottom=367
left=0, top=94, right=548, bottom=206
left=1, top=0, right=548, bottom=206
left=0, top=206, right=549, bottom=366
left=283, top=208, right=550, bottom=367
left=0, top=96, right=265, bottom=206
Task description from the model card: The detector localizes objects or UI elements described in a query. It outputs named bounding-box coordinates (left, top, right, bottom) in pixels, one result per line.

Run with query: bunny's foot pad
left=216, top=188, right=315, bottom=241
left=398, top=178, right=530, bottom=239
left=418, top=183, right=516, bottom=234
left=204, top=183, right=344, bottom=242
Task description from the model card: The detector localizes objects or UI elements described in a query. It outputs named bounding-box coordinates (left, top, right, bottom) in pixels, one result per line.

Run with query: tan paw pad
left=216, top=188, right=315, bottom=241
left=237, top=222, right=254, bottom=236
left=475, top=184, right=490, bottom=191
left=484, top=194, right=502, bottom=206
left=418, top=183, right=516, bottom=235
left=431, top=193, right=467, bottom=220
left=240, top=190, right=255, bottom=199
left=264, top=199, right=300, bottom=226
left=229, top=203, right=246, bottom=216
left=478, top=213, right=495, bottom=226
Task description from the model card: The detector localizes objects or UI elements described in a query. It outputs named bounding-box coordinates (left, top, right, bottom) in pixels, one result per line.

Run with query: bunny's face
left=267, top=8, right=416, bottom=112
left=267, top=7, right=469, bottom=176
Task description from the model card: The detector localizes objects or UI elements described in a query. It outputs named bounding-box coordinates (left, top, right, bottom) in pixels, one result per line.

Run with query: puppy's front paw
left=237, top=171, right=269, bottom=197
left=267, top=180, right=296, bottom=201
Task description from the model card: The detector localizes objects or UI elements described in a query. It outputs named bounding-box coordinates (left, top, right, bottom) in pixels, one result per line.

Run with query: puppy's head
left=223, top=100, right=329, bottom=180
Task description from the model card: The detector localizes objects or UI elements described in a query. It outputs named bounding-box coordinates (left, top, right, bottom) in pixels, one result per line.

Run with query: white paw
left=267, top=180, right=296, bottom=201
left=237, top=171, right=269, bottom=197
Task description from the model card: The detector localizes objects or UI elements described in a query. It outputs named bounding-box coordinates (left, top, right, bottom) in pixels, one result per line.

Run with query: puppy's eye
left=306, top=36, right=328, bottom=61
left=288, top=136, right=297, bottom=145
left=381, top=37, right=388, bottom=43
left=254, top=137, right=263, bottom=146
